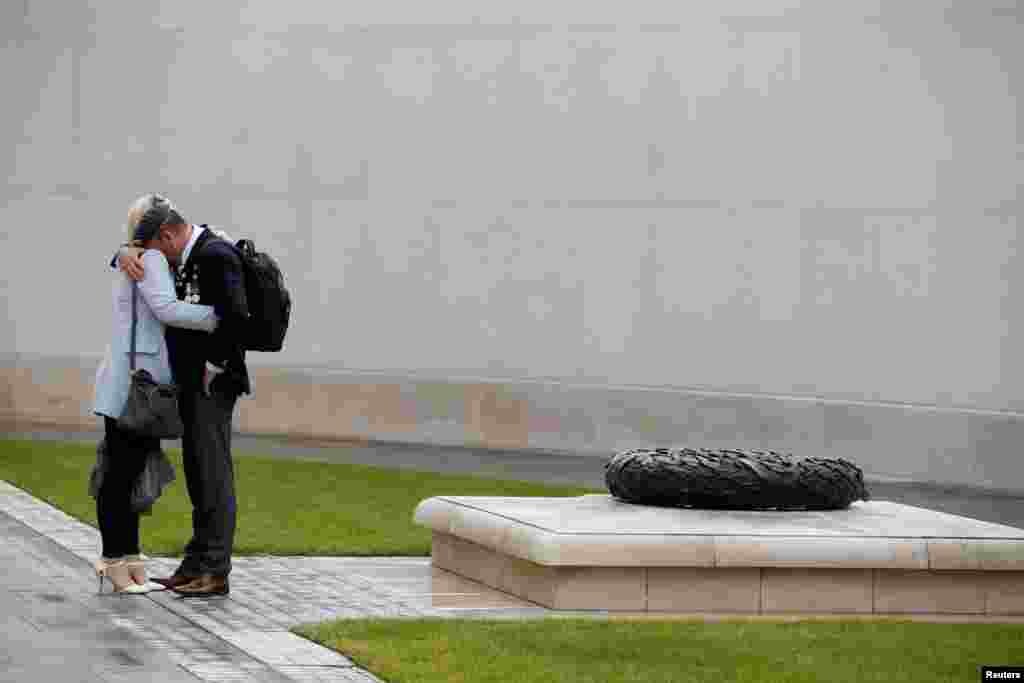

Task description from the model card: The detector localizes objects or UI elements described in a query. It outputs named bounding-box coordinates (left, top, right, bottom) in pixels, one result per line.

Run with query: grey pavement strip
left=0, top=480, right=393, bottom=683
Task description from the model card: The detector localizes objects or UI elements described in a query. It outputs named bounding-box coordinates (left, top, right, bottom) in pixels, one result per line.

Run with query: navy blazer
left=167, top=227, right=251, bottom=397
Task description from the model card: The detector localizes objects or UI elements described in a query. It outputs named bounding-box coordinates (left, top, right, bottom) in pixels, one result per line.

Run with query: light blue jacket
left=93, top=249, right=219, bottom=419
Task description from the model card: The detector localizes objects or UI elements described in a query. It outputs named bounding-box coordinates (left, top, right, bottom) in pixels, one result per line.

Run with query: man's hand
left=203, top=363, right=225, bottom=397
left=117, top=246, right=145, bottom=281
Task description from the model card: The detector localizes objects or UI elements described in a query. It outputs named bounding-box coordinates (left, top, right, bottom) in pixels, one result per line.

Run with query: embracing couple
left=92, top=194, right=250, bottom=597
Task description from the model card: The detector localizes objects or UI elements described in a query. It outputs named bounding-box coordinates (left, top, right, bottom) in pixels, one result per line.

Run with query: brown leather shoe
left=151, top=573, right=196, bottom=589
left=172, top=574, right=229, bottom=597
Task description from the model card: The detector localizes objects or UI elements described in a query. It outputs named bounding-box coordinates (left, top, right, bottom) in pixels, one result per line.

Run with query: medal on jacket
left=175, top=263, right=201, bottom=303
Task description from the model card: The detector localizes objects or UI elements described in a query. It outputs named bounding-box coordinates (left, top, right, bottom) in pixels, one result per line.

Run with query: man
left=117, top=194, right=250, bottom=597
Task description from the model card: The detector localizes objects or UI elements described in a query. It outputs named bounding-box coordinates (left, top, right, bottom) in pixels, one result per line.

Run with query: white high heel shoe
left=94, top=558, right=151, bottom=595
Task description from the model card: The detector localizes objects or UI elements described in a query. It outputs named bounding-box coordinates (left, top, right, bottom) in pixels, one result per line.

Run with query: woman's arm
left=137, top=250, right=219, bottom=332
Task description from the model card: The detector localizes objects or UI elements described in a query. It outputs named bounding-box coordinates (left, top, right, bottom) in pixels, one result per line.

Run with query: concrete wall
left=2, top=2, right=1021, bottom=488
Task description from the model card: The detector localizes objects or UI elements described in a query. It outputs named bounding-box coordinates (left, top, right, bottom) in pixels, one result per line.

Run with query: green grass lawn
left=295, top=617, right=1024, bottom=683
left=0, top=438, right=598, bottom=556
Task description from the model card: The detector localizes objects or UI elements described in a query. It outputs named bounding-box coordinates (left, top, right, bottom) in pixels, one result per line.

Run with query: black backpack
left=234, top=239, right=291, bottom=352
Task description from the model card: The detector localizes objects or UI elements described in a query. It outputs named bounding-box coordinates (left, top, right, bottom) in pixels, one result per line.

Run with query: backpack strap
left=129, top=281, right=138, bottom=372
left=236, top=239, right=255, bottom=259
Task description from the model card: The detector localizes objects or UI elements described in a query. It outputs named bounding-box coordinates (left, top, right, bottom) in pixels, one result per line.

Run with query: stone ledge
left=416, top=495, right=1024, bottom=615
left=413, top=495, right=1024, bottom=570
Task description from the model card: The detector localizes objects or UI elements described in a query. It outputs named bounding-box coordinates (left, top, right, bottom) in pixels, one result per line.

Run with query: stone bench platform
left=413, top=494, right=1024, bottom=616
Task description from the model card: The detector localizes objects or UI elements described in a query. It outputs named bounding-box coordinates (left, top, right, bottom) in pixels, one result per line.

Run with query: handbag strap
left=130, top=281, right=138, bottom=372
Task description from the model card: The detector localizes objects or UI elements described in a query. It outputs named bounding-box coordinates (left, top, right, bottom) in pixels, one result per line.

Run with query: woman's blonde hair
left=125, top=194, right=182, bottom=246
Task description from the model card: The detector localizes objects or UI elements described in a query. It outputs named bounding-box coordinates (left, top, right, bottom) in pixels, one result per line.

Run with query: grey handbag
left=89, top=438, right=176, bottom=514
left=131, top=447, right=177, bottom=515
left=117, top=282, right=184, bottom=439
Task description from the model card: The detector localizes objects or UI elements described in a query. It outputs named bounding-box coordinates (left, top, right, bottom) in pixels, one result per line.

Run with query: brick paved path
left=0, top=480, right=549, bottom=682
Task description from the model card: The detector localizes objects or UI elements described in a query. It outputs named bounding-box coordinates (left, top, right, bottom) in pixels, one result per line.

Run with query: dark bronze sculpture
left=605, top=447, right=870, bottom=511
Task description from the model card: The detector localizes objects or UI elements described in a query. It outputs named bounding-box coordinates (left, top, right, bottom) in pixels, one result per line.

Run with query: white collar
left=178, top=224, right=205, bottom=271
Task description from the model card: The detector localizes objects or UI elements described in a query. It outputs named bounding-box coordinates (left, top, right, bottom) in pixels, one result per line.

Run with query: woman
left=92, top=194, right=219, bottom=594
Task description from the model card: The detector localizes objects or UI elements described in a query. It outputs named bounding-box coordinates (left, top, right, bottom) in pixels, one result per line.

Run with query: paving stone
left=181, top=661, right=285, bottom=682
left=277, top=667, right=388, bottom=683
left=219, top=631, right=354, bottom=667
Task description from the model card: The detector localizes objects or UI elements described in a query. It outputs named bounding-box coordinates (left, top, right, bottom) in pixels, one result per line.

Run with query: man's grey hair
left=126, top=193, right=187, bottom=243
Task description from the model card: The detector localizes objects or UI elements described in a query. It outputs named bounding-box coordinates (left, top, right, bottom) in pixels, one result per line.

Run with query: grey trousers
left=176, top=388, right=238, bottom=578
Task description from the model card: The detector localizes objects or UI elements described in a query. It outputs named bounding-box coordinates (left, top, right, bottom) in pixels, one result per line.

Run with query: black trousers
left=97, top=417, right=158, bottom=558
left=176, top=388, right=238, bottom=578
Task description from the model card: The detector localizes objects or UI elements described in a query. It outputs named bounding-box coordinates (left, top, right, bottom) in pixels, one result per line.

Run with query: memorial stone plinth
left=413, top=494, right=1024, bottom=616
